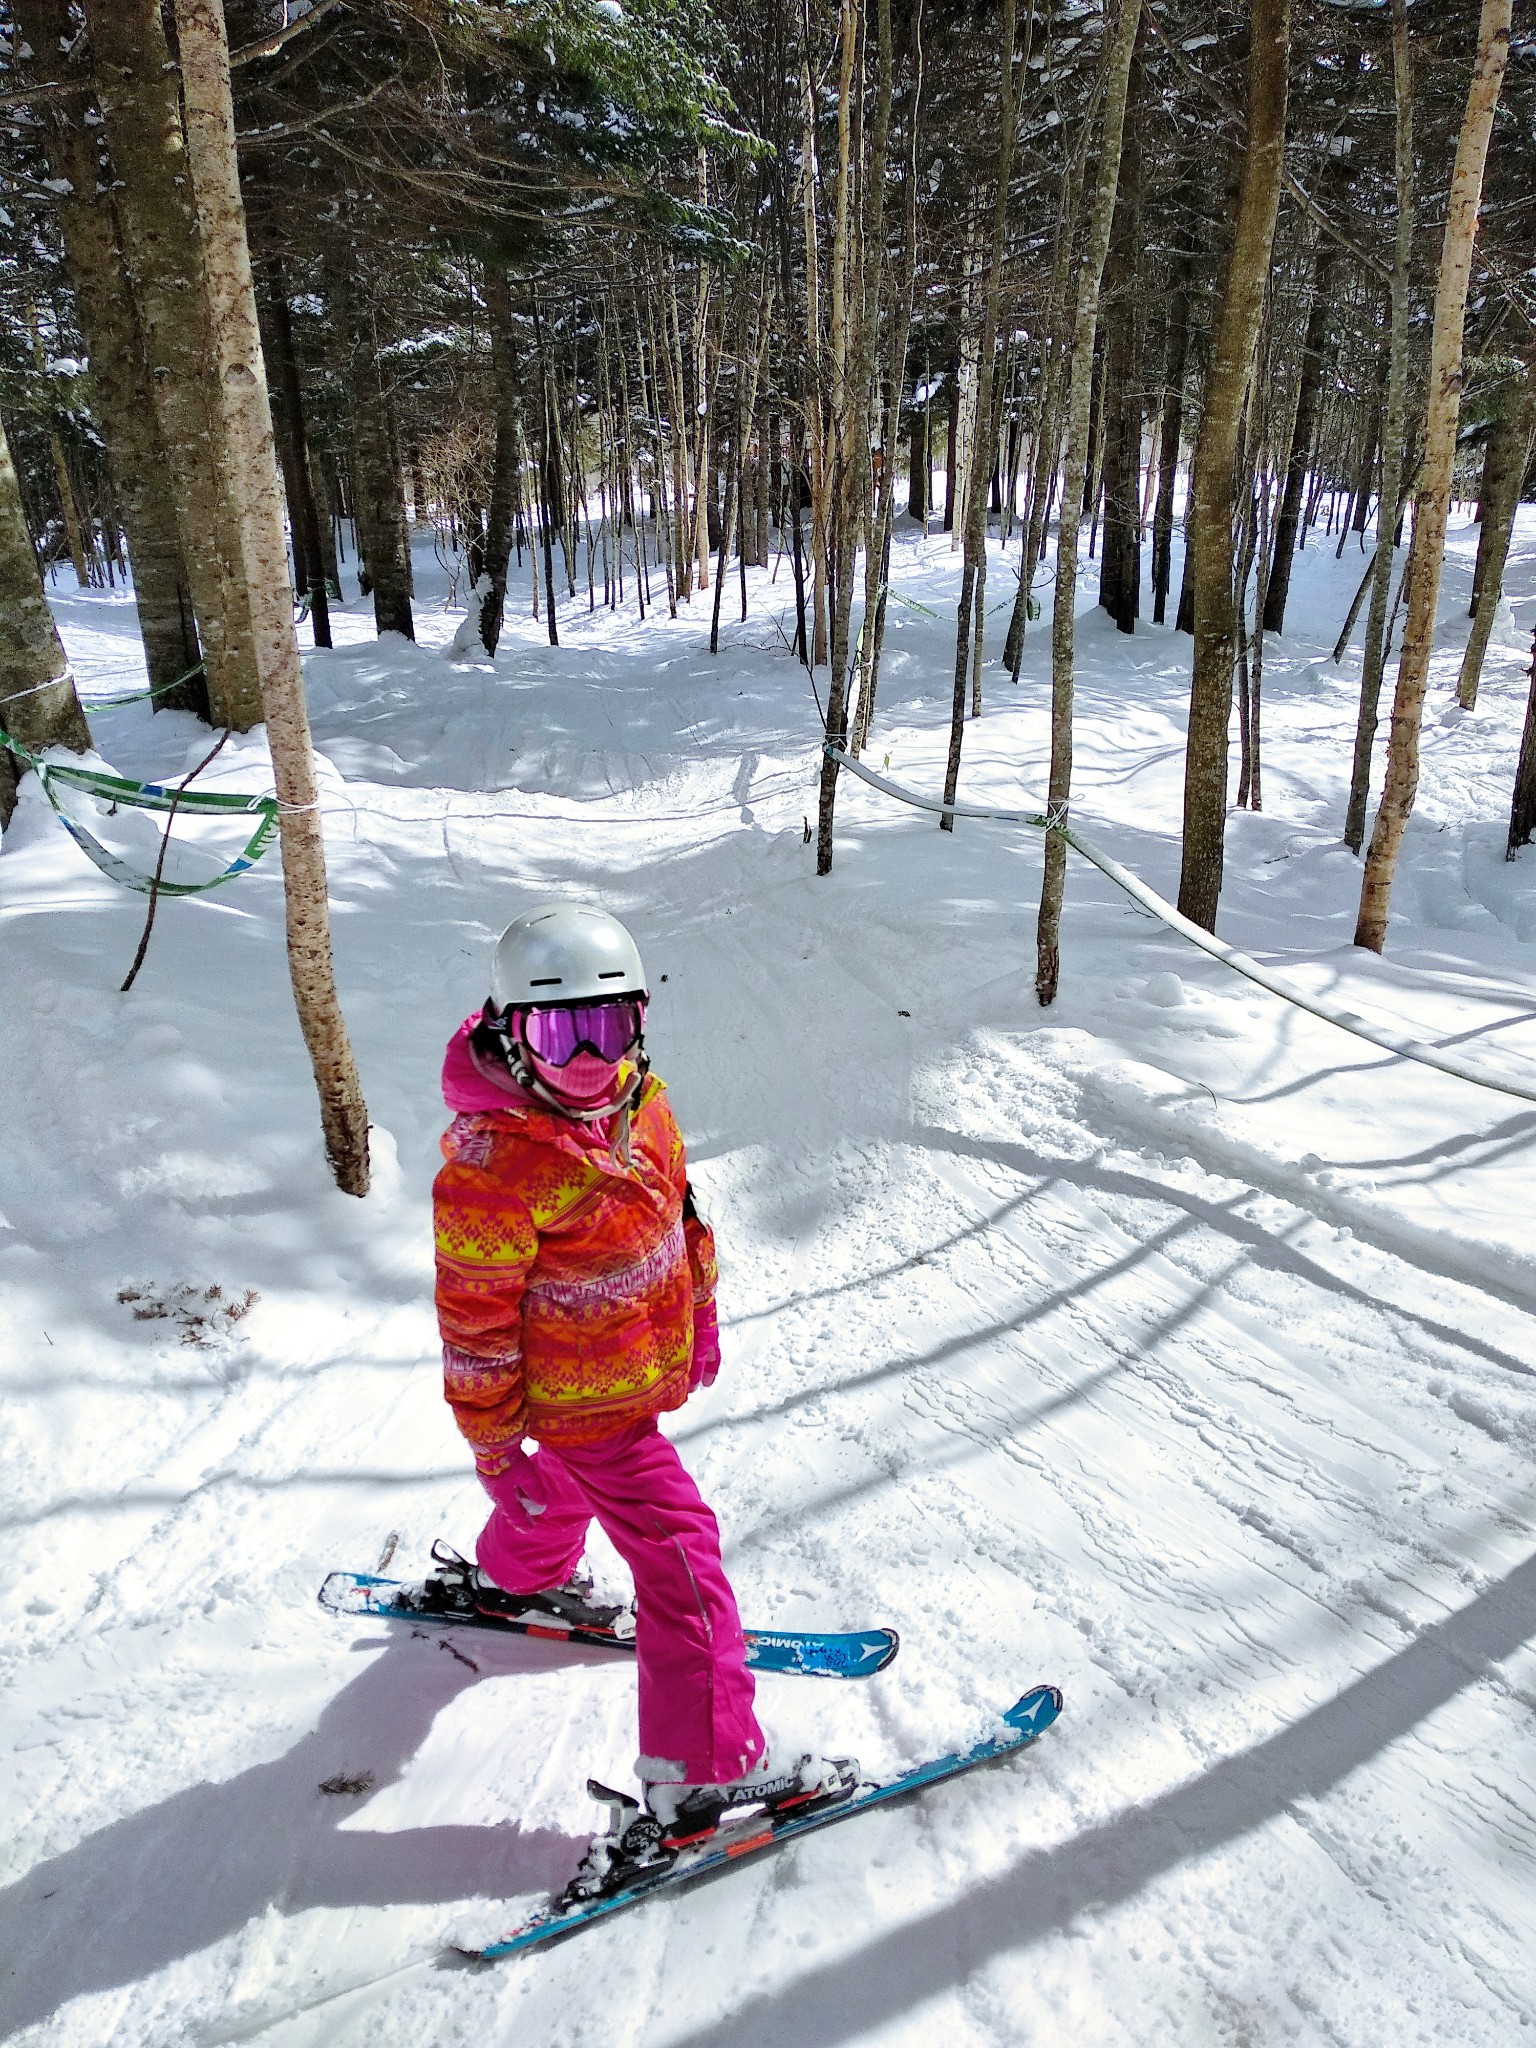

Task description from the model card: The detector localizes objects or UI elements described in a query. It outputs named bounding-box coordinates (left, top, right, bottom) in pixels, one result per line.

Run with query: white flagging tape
left=827, top=745, right=1536, bottom=1108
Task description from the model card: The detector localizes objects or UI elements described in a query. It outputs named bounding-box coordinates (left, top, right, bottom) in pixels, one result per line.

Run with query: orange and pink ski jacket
left=433, top=1020, right=717, bottom=1469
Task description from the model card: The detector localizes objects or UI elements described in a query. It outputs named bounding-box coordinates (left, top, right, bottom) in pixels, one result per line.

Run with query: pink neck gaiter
left=528, top=1046, right=632, bottom=1111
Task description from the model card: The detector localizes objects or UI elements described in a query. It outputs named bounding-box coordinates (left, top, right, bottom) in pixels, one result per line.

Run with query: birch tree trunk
left=173, top=0, right=370, bottom=1197
left=1034, top=0, right=1143, bottom=1004
left=1344, top=0, right=1415, bottom=854
left=1176, top=0, right=1292, bottom=931
left=83, top=0, right=262, bottom=730
left=1, top=409, right=91, bottom=826
left=1356, top=0, right=1512, bottom=952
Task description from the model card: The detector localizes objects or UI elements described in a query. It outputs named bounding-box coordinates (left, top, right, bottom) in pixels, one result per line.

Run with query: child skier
left=432, top=902, right=842, bottom=1854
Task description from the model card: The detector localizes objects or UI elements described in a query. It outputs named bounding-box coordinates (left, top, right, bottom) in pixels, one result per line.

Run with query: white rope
left=1, top=665, right=77, bottom=711
left=827, top=745, right=1536, bottom=1109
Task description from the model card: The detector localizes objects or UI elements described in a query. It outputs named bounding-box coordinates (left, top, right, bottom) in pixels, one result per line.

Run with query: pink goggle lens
left=519, top=1000, right=643, bottom=1067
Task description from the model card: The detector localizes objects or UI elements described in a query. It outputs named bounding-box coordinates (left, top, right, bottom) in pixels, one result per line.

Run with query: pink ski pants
left=476, top=1417, right=764, bottom=1786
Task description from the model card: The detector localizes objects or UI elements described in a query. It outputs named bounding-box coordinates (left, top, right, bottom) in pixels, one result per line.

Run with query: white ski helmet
left=489, top=902, right=648, bottom=1009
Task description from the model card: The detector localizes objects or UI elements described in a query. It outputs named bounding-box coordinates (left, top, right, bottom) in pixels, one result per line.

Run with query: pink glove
left=478, top=1444, right=546, bottom=1518
left=689, top=1298, right=722, bottom=1392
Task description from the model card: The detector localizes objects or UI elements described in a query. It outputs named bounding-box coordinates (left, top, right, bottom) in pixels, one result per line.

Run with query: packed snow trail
left=1, top=517, right=1534, bottom=2045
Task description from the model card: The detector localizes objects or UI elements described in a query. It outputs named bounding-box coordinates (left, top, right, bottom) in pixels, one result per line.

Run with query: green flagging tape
left=80, top=659, right=207, bottom=712
left=0, top=721, right=280, bottom=897
left=825, top=742, right=1536, bottom=1108
left=887, top=590, right=939, bottom=620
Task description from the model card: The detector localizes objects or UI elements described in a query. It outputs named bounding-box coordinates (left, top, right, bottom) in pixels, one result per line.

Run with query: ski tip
left=1004, top=1684, right=1064, bottom=1740
left=317, top=1570, right=386, bottom=1611
left=475, top=1910, right=585, bottom=1961
left=871, top=1628, right=900, bottom=1673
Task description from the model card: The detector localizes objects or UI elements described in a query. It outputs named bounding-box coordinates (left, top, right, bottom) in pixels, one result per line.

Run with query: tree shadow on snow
left=913, top=1123, right=1536, bottom=1378
left=0, top=1628, right=587, bottom=2036
left=662, top=1548, right=1536, bottom=2048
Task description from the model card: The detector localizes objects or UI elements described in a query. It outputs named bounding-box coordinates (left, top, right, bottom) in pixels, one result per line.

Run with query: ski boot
left=419, top=1541, right=636, bottom=1641
left=642, top=1744, right=860, bottom=1843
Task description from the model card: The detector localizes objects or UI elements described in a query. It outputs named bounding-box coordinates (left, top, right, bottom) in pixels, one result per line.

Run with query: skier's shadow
left=659, top=1547, right=1536, bottom=2048
left=0, top=1626, right=591, bottom=2036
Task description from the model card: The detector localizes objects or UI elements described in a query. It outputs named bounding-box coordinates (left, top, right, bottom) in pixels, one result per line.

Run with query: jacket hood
left=442, top=1016, right=539, bottom=1116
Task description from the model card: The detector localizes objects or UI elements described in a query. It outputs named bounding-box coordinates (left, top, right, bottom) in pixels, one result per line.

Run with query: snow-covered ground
left=3, top=505, right=1535, bottom=2046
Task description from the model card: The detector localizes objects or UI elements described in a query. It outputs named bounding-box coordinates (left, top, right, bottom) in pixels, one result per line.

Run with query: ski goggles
left=516, top=998, right=644, bottom=1067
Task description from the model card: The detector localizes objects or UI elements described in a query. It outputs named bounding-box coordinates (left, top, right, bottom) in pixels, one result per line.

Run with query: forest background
left=0, top=0, right=1534, bottom=1185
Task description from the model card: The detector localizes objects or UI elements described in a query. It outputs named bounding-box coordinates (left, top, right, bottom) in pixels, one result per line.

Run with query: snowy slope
left=2, top=511, right=1534, bottom=2046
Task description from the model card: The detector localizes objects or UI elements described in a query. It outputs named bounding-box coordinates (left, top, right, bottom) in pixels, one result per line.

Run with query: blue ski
left=318, top=1570, right=900, bottom=1680
left=467, top=1684, right=1064, bottom=1961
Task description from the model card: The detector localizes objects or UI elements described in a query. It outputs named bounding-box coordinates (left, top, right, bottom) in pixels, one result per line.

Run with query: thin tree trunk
left=690, top=264, right=716, bottom=595
left=1250, top=496, right=1268, bottom=812
left=1356, top=0, right=1512, bottom=951
left=943, top=370, right=960, bottom=532
left=338, top=268, right=414, bottom=640
left=1035, top=0, right=1143, bottom=1002
left=816, top=0, right=885, bottom=874
left=390, top=405, right=414, bottom=598
left=258, top=255, right=331, bottom=649
left=1457, top=373, right=1533, bottom=709
left=1, top=409, right=91, bottom=825
left=47, top=429, right=90, bottom=591
left=1177, top=0, right=1292, bottom=931
left=942, top=0, right=1027, bottom=818
left=909, top=395, right=927, bottom=519
left=853, top=2, right=923, bottom=755
left=479, top=266, right=523, bottom=657
left=316, top=450, right=343, bottom=592
left=1508, top=623, right=1536, bottom=857
left=1097, top=48, right=1144, bottom=637
left=799, top=48, right=831, bottom=668
left=531, top=297, right=562, bottom=648
left=1344, top=10, right=1416, bottom=853
left=712, top=275, right=774, bottom=658
left=173, top=0, right=370, bottom=1196
left=1263, top=241, right=1335, bottom=635
left=1174, top=442, right=1197, bottom=634
left=1150, top=246, right=1191, bottom=626
left=1004, top=142, right=1086, bottom=673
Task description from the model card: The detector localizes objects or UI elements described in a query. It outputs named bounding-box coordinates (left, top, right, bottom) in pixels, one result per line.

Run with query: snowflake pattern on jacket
left=433, top=1021, right=717, bottom=1465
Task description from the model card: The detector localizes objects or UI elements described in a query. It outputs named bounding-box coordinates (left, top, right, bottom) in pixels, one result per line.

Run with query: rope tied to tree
left=825, top=742, right=1536, bottom=1110
left=0, top=658, right=206, bottom=714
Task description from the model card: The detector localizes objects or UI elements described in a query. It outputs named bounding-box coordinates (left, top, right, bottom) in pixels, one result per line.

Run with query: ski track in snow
left=2, top=514, right=1535, bottom=2046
